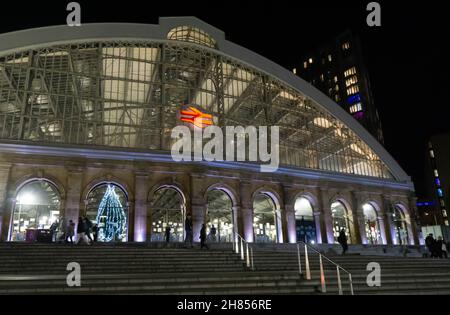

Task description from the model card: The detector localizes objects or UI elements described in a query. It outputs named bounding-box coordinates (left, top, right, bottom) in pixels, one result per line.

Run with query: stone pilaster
left=64, top=169, right=83, bottom=237
left=408, top=196, right=420, bottom=245
left=134, top=173, right=149, bottom=242
left=0, top=163, right=12, bottom=241
left=284, top=203, right=296, bottom=243
left=381, top=196, right=394, bottom=245
left=318, top=188, right=334, bottom=244
left=351, top=191, right=365, bottom=244
left=313, top=211, right=323, bottom=244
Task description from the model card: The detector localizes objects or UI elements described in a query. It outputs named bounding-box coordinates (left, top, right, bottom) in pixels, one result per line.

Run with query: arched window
left=331, top=201, right=351, bottom=244
left=363, top=203, right=382, bottom=245
left=10, top=180, right=61, bottom=241
left=392, top=206, right=409, bottom=245
left=150, top=187, right=185, bottom=242
left=253, top=193, right=277, bottom=243
left=206, top=189, right=233, bottom=242
left=86, top=183, right=128, bottom=242
left=294, top=197, right=316, bottom=244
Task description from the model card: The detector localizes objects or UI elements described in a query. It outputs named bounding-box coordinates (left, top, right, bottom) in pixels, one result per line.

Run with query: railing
left=232, top=231, right=254, bottom=270
left=296, top=241, right=354, bottom=295
left=230, top=228, right=353, bottom=295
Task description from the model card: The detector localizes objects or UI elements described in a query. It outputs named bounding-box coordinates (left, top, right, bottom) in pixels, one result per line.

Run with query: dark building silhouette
left=295, top=30, right=384, bottom=144
left=423, top=133, right=450, bottom=226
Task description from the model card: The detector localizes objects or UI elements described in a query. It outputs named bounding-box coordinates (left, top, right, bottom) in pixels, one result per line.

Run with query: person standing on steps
left=185, top=215, right=194, bottom=248
left=66, top=220, right=75, bottom=245
left=84, top=216, right=94, bottom=244
left=76, top=217, right=88, bottom=245
left=165, top=226, right=171, bottom=244
left=425, top=233, right=437, bottom=258
left=337, top=228, right=348, bottom=255
left=200, top=223, right=209, bottom=250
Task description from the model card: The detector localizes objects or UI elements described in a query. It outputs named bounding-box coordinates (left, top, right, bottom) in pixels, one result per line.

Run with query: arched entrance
left=9, top=180, right=61, bottom=241
left=149, top=186, right=185, bottom=242
left=86, top=183, right=128, bottom=242
left=331, top=201, right=352, bottom=244
left=253, top=193, right=278, bottom=243
left=206, top=189, right=233, bottom=242
left=362, top=203, right=382, bottom=245
left=294, top=197, right=316, bottom=244
left=392, top=205, right=409, bottom=245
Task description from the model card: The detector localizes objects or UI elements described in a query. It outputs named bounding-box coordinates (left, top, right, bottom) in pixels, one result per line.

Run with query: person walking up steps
left=200, top=224, right=209, bottom=250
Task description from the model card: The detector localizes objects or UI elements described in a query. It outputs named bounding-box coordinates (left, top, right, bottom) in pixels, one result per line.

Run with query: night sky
left=1, top=0, right=448, bottom=197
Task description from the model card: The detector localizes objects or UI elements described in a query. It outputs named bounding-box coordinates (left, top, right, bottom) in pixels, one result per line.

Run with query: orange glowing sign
left=180, top=106, right=213, bottom=128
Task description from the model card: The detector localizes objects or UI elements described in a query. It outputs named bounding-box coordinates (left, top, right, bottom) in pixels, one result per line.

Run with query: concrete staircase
left=0, top=243, right=317, bottom=295
left=1, top=242, right=449, bottom=295
left=250, top=244, right=450, bottom=295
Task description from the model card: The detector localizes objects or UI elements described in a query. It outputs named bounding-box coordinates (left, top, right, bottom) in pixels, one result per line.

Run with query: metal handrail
left=232, top=231, right=254, bottom=270
left=296, top=241, right=354, bottom=295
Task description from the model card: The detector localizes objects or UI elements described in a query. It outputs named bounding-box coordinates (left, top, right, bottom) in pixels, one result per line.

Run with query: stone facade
left=0, top=148, right=419, bottom=245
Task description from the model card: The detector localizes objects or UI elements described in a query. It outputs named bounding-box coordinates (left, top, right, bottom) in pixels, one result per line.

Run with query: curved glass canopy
left=0, top=39, right=393, bottom=179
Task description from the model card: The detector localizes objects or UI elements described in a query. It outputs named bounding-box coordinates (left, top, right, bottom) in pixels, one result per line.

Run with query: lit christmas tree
left=96, top=185, right=127, bottom=242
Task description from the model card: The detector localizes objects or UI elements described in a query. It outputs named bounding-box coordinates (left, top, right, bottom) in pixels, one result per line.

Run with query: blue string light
left=96, top=185, right=127, bottom=242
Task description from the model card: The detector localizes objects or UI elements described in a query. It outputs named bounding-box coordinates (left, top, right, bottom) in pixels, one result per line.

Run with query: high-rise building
left=295, top=30, right=384, bottom=144
left=424, top=133, right=450, bottom=226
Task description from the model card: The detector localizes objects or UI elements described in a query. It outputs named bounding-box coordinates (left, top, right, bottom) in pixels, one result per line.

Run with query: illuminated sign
left=180, top=106, right=213, bottom=128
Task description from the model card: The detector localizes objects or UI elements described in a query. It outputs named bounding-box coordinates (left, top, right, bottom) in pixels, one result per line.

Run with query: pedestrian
left=92, top=224, right=99, bottom=242
left=76, top=217, right=88, bottom=245
left=200, top=224, right=209, bottom=250
left=66, top=220, right=75, bottom=244
left=210, top=224, right=217, bottom=242
left=49, top=220, right=59, bottom=243
left=165, top=226, right=171, bottom=243
left=437, top=236, right=448, bottom=259
left=185, top=215, right=194, bottom=248
left=84, top=216, right=93, bottom=244
left=58, top=217, right=67, bottom=243
left=425, top=233, right=437, bottom=258
left=337, top=228, right=348, bottom=255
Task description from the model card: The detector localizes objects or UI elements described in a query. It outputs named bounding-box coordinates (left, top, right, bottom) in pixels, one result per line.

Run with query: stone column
left=239, top=181, right=254, bottom=242
left=284, top=204, right=296, bottom=243
left=65, top=169, right=83, bottom=239
left=241, top=205, right=254, bottom=242
left=381, top=196, right=394, bottom=245
left=134, top=173, right=149, bottom=242
left=350, top=191, right=364, bottom=244
left=232, top=205, right=241, bottom=241
left=377, top=216, right=388, bottom=245
left=0, top=163, right=12, bottom=241
left=408, top=196, right=420, bottom=245
left=313, top=211, right=323, bottom=244
left=191, top=201, right=206, bottom=242
left=318, top=188, right=334, bottom=244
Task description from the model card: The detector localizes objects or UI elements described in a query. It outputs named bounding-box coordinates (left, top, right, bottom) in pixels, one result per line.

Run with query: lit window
left=345, top=75, right=358, bottom=87
left=335, top=94, right=340, bottom=102
left=436, top=178, right=441, bottom=186
left=438, top=189, right=444, bottom=198
left=346, top=85, right=359, bottom=96
left=344, top=67, right=357, bottom=77
left=293, top=68, right=297, bottom=74
left=328, top=54, right=332, bottom=62
left=309, top=58, right=313, bottom=64
left=342, top=42, right=350, bottom=50
left=304, top=62, right=308, bottom=69
left=335, top=85, right=339, bottom=92
left=434, top=170, right=439, bottom=177
left=441, top=200, right=445, bottom=207
left=349, top=103, right=362, bottom=113
left=320, top=74, right=324, bottom=82
left=430, top=150, right=435, bottom=158
left=333, top=76, right=338, bottom=83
